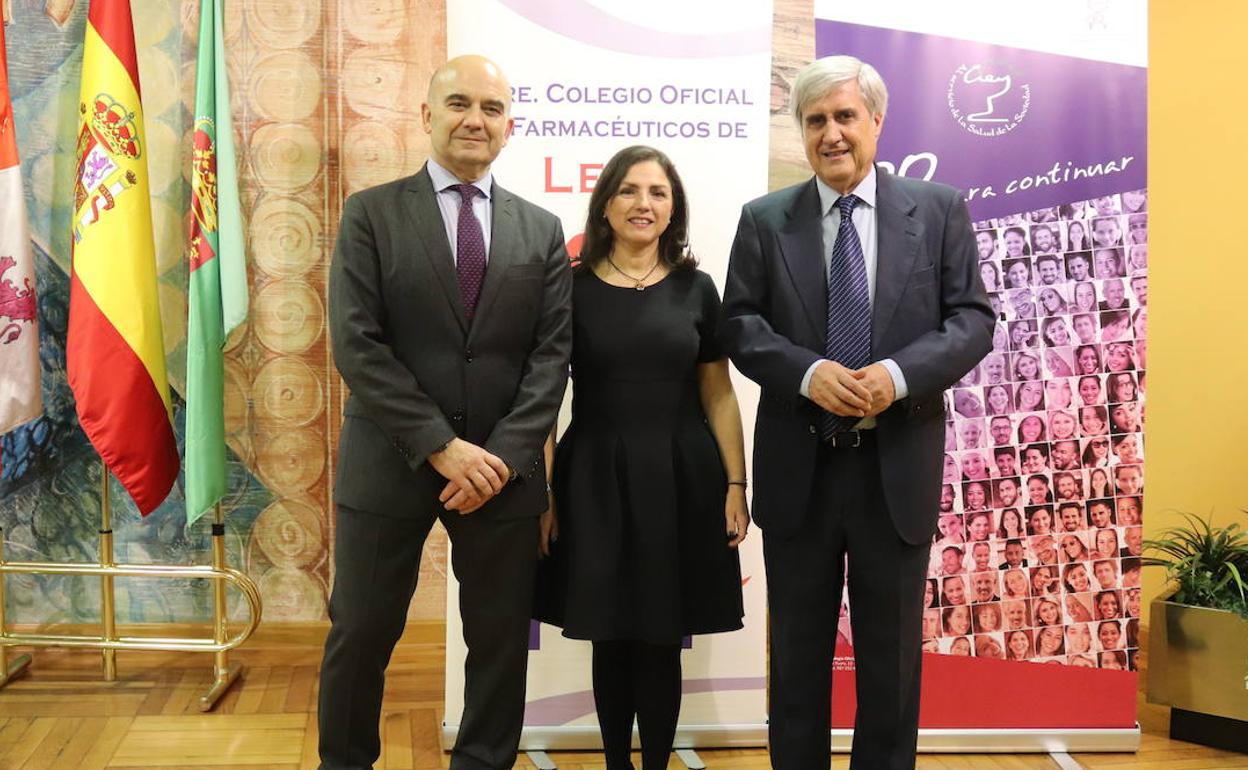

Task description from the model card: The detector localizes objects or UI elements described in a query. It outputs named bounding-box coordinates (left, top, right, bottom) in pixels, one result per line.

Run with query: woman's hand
left=726, top=486, right=749, bottom=548
left=539, top=500, right=558, bottom=558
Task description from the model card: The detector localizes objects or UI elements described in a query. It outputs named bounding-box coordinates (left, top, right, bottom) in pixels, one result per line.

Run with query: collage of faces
left=926, top=189, right=1147, bottom=671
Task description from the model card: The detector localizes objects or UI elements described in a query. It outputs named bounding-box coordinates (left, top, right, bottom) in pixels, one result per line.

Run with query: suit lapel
left=777, top=179, right=828, bottom=345
left=872, top=169, right=920, bottom=356
left=406, top=167, right=468, bottom=334
left=468, top=182, right=518, bottom=341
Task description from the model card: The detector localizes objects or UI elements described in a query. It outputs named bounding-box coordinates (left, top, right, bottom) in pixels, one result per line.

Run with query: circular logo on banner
left=947, top=63, right=1031, bottom=137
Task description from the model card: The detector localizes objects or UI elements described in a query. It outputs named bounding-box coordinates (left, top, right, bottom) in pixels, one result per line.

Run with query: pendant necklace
left=607, top=254, right=660, bottom=291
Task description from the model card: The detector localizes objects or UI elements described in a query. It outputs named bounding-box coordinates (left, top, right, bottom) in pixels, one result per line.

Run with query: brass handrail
left=0, top=561, right=262, bottom=653
left=0, top=467, right=263, bottom=711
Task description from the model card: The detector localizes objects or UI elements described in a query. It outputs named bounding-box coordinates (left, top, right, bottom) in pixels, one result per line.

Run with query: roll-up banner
left=815, top=0, right=1146, bottom=752
left=444, top=0, right=774, bottom=750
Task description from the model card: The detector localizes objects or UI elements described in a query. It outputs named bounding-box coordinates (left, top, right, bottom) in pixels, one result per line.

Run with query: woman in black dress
left=534, top=145, right=748, bottom=770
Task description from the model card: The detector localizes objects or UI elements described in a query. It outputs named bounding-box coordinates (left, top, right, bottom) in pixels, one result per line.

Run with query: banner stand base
left=1049, top=752, right=1088, bottom=770
left=521, top=747, right=714, bottom=769
left=448, top=723, right=1140, bottom=754
left=447, top=722, right=770, bottom=751
left=902, top=725, right=1141, bottom=753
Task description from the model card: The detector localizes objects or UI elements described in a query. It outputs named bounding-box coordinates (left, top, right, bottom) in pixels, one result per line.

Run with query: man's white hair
left=790, top=55, right=889, bottom=126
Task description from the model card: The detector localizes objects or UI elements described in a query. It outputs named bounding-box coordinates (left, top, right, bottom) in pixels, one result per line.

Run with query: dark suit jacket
left=329, top=165, right=572, bottom=520
left=721, top=168, right=994, bottom=544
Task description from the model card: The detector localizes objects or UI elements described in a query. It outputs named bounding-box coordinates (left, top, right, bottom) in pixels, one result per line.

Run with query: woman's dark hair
left=1041, top=315, right=1065, bottom=341
left=1095, top=589, right=1120, bottom=617
left=1075, top=344, right=1101, bottom=370
left=1003, top=228, right=1031, bottom=255
left=579, top=145, right=695, bottom=270
left=973, top=603, right=1001, bottom=634
left=1100, top=649, right=1127, bottom=668
left=1108, top=372, right=1136, bottom=403
left=1062, top=561, right=1087, bottom=591
left=1016, top=415, right=1047, bottom=443
left=1005, top=629, right=1032, bottom=659
left=941, top=604, right=968, bottom=633
left=1099, top=308, right=1129, bottom=330
left=1081, top=431, right=1109, bottom=466
left=1067, top=219, right=1088, bottom=248
left=996, top=507, right=1023, bottom=539
left=964, top=507, right=991, bottom=526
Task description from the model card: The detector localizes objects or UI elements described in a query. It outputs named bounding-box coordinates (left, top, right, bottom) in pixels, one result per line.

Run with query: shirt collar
left=427, top=157, right=493, bottom=200
left=815, top=165, right=877, bottom=217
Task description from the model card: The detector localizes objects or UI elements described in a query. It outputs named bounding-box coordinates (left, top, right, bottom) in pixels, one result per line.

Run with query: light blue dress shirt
left=426, top=157, right=494, bottom=263
left=799, top=167, right=909, bottom=428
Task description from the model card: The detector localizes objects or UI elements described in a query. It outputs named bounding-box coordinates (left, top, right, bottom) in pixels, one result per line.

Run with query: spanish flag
left=68, top=0, right=178, bottom=514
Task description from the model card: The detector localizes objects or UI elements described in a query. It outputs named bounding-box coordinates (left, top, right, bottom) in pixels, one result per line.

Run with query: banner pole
left=198, top=501, right=243, bottom=710
left=100, top=461, right=117, bottom=681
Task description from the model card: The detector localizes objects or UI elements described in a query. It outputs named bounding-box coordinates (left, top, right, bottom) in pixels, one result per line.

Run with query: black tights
left=592, top=640, right=682, bottom=770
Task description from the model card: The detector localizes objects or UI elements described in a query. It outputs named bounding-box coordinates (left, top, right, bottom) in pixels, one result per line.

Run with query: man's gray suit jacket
left=328, top=165, right=573, bottom=521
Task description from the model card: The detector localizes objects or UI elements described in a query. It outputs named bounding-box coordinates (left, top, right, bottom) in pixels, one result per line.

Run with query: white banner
left=0, top=164, right=41, bottom=435
left=445, top=0, right=773, bottom=750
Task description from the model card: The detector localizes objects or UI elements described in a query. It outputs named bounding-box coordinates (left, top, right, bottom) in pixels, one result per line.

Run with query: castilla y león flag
left=0, top=19, right=42, bottom=437
left=68, top=0, right=178, bottom=514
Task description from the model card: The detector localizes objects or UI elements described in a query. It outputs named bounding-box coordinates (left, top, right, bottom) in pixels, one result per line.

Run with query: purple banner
left=815, top=21, right=1146, bottom=221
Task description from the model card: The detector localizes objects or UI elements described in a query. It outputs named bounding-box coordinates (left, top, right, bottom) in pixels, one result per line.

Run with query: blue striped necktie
left=821, top=194, right=871, bottom=441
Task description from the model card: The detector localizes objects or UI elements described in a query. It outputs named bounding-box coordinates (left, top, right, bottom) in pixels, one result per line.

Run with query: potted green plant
left=1143, top=511, right=1248, bottom=752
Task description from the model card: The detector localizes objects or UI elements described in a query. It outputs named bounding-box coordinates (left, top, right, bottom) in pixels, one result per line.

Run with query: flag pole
left=99, top=461, right=118, bottom=680
left=199, top=500, right=242, bottom=710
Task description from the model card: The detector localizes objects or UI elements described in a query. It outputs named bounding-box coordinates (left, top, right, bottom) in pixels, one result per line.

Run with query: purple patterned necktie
left=452, top=183, right=486, bottom=319
left=821, top=194, right=871, bottom=441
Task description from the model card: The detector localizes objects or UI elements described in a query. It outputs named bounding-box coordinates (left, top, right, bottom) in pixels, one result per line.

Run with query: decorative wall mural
left=2, top=0, right=448, bottom=624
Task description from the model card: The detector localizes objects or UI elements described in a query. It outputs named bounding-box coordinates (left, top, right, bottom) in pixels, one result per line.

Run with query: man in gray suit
left=320, top=55, right=572, bottom=770
left=721, top=56, right=993, bottom=770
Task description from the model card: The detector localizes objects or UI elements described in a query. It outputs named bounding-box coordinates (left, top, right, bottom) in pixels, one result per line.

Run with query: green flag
left=186, top=0, right=247, bottom=525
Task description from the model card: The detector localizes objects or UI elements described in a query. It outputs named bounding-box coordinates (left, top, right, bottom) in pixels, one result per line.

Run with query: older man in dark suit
left=721, top=55, right=994, bottom=770
left=320, top=55, right=572, bottom=770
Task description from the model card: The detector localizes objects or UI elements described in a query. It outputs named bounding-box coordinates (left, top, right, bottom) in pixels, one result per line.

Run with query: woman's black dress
left=534, top=266, right=744, bottom=644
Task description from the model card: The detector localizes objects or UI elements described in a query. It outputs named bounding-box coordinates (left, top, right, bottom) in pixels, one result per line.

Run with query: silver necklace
left=607, top=255, right=660, bottom=290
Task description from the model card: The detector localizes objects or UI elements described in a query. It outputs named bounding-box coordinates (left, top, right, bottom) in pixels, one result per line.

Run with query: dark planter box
left=1170, top=708, right=1248, bottom=753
